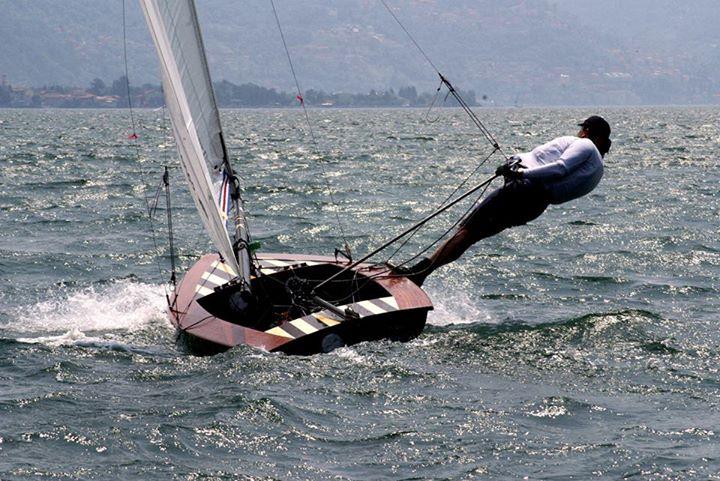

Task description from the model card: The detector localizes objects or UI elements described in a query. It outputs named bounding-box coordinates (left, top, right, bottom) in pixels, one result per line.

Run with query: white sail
left=140, top=0, right=250, bottom=281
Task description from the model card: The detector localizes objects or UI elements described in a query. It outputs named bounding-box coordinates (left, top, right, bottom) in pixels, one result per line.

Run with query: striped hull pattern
left=194, top=259, right=237, bottom=298
left=193, top=258, right=324, bottom=299
left=171, top=253, right=434, bottom=355
left=265, top=296, right=400, bottom=340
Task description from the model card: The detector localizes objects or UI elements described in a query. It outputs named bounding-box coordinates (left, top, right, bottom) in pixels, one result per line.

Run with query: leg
left=410, top=181, right=549, bottom=285
left=406, top=188, right=509, bottom=285
left=428, top=220, right=506, bottom=270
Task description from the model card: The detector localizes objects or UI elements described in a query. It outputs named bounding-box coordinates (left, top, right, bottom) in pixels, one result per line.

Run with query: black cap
left=579, top=115, right=611, bottom=138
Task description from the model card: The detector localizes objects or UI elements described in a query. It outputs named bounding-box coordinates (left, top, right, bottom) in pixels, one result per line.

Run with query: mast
left=139, top=0, right=252, bottom=289
left=219, top=130, right=253, bottom=284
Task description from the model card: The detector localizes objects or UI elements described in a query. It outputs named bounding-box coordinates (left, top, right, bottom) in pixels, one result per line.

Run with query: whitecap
left=425, top=287, right=494, bottom=326
left=5, top=280, right=170, bottom=337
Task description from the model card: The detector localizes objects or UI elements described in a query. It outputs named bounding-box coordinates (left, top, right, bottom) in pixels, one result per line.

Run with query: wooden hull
left=169, top=253, right=433, bottom=355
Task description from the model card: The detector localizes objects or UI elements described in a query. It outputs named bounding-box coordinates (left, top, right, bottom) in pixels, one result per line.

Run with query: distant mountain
left=0, top=0, right=717, bottom=105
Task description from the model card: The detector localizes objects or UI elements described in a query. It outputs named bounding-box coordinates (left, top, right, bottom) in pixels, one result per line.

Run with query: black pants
left=460, top=179, right=550, bottom=242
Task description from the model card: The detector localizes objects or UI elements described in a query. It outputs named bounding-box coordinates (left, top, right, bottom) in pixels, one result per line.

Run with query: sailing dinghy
left=140, top=0, right=433, bottom=355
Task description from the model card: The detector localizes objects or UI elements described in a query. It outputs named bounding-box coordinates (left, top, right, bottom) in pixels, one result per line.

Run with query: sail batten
left=140, top=0, right=249, bottom=280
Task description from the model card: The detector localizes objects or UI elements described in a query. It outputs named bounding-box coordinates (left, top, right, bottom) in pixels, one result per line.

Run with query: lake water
left=1, top=107, right=719, bottom=480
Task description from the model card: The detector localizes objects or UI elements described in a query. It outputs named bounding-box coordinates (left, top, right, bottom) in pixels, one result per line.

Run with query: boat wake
left=17, top=328, right=138, bottom=350
left=4, top=280, right=170, bottom=347
left=426, top=287, right=495, bottom=327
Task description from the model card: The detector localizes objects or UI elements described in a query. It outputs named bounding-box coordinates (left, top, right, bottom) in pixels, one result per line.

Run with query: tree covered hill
left=0, top=0, right=717, bottom=105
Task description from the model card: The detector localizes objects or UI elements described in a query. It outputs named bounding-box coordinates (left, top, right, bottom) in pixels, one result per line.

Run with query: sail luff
left=140, top=0, right=250, bottom=281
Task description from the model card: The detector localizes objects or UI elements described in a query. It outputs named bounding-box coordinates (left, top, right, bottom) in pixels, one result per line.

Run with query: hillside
left=0, top=0, right=717, bottom=105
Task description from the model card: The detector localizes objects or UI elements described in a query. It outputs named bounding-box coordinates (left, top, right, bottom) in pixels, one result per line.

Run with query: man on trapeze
left=400, top=115, right=612, bottom=286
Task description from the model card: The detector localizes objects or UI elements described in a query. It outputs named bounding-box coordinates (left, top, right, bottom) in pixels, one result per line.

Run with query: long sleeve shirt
left=516, top=136, right=604, bottom=204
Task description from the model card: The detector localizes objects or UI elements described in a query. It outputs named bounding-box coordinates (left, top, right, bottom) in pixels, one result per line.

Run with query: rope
left=292, top=175, right=496, bottom=304
left=262, top=1, right=511, bottom=298
left=344, top=175, right=495, bottom=295
left=440, top=74, right=507, bottom=159
left=269, top=0, right=352, bottom=257
left=393, top=178, right=494, bottom=267
left=423, top=78, right=444, bottom=123
left=312, top=173, right=499, bottom=293
left=163, top=167, right=178, bottom=289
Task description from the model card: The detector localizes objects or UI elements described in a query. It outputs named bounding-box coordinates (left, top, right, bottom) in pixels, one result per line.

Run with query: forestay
left=140, top=0, right=250, bottom=282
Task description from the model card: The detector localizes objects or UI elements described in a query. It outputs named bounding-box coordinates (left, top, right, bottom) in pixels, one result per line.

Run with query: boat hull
left=169, top=253, right=433, bottom=355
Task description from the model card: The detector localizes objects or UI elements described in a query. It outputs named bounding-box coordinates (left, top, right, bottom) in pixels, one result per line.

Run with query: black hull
left=176, top=308, right=428, bottom=356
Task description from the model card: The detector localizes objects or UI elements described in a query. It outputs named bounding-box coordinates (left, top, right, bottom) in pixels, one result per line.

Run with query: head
left=577, top=115, right=612, bottom=157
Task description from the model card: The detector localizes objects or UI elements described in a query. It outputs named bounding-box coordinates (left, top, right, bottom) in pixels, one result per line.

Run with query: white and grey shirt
left=516, top=136, right=604, bottom=204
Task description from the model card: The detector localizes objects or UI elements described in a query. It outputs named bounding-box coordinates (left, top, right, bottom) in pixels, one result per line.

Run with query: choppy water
left=1, top=107, right=719, bottom=480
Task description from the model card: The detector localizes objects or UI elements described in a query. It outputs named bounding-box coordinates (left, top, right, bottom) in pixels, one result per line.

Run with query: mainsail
left=140, top=0, right=251, bottom=283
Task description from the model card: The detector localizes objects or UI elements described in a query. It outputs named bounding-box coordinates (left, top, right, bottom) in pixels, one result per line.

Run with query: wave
left=420, top=307, right=670, bottom=356
left=454, top=308, right=663, bottom=337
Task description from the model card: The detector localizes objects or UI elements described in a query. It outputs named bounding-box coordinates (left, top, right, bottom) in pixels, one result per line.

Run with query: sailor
left=403, top=115, right=612, bottom=286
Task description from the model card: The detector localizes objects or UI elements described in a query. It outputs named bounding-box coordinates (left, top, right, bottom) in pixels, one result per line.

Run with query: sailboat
left=139, top=1, right=433, bottom=355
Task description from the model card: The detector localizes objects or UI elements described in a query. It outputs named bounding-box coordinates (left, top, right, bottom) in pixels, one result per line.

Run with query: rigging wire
left=312, top=173, right=499, bottom=294
left=319, top=171, right=496, bottom=306
left=379, top=0, right=441, bottom=74
left=368, top=0, right=511, bottom=267
left=319, top=177, right=496, bottom=307
left=301, top=173, right=497, bottom=307
left=269, top=0, right=352, bottom=258
left=265, top=1, right=515, bottom=292
left=265, top=0, right=510, bottom=285
left=121, top=0, right=175, bottom=300
left=383, top=146, right=498, bottom=265
left=379, top=0, right=507, bottom=159
left=391, top=179, right=494, bottom=267
left=121, top=0, right=138, bottom=139
left=423, top=78, right=444, bottom=124
left=163, top=166, right=178, bottom=289
left=236, top=1, right=511, bottom=302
